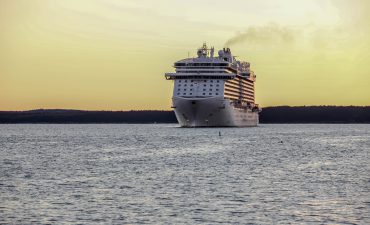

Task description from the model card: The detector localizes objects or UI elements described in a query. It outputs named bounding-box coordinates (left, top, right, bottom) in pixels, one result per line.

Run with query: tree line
left=0, top=106, right=369, bottom=123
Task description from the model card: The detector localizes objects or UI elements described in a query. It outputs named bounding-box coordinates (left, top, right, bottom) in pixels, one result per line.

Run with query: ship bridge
left=165, top=43, right=255, bottom=81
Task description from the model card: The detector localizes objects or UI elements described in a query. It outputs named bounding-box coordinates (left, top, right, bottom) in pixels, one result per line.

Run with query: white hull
left=172, top=97, right=259, bottom=127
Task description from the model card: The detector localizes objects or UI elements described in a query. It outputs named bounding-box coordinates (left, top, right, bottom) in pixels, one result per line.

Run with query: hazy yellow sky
left=0, top=0, right=369, bottom=110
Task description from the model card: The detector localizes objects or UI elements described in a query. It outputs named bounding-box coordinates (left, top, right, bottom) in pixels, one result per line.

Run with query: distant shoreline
left=0, top=106, right=369, bottom=124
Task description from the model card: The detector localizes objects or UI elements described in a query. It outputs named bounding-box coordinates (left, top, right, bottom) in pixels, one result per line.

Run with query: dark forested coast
left=0, top=106, right=369, bottom=124
left=260, top=106, right=370, bottom=123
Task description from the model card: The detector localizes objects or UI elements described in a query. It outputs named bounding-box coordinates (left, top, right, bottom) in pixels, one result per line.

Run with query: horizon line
left=1, top=105, right=370, bottom=112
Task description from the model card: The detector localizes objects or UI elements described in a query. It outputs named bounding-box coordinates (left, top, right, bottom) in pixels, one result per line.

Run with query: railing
left=165, top=74, right=235, bottom=80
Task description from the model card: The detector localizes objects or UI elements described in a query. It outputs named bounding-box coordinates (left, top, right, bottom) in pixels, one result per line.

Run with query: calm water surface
left=0, top=124, right=369, bottom=224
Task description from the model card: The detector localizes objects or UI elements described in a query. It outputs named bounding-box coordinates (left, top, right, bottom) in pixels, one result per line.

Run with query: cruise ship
left=165, top=43, right=260, bottom=127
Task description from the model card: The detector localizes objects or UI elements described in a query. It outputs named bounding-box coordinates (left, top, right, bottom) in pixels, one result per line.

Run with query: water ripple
left=0, top=124, right=369, bottom=224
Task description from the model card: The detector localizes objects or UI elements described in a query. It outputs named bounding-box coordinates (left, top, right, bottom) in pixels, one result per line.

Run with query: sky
left=0, top=0, right=369, bottom=110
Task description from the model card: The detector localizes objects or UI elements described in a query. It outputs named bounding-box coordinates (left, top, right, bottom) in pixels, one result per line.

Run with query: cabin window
left=209, top=89, right=212, bottom=91
left=217, top=80, right=220, bottom=83
left=203, top=89, right=206, bottom=91
left=184, top=89, right=186, bottom=91
left=177, top=93, right=180, bottom=95
left=204, top=84, right=206, bottom=87
left=216, top=93, right=219, bottom=95
left=203, top=93, right=205, bottom=95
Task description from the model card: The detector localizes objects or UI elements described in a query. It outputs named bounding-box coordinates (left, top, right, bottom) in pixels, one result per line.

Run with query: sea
left=0, top=124, right=369, bottom=224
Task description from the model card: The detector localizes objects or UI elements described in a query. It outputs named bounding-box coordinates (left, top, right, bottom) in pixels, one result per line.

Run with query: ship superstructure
left=165, top=43, right=260, bottom=127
